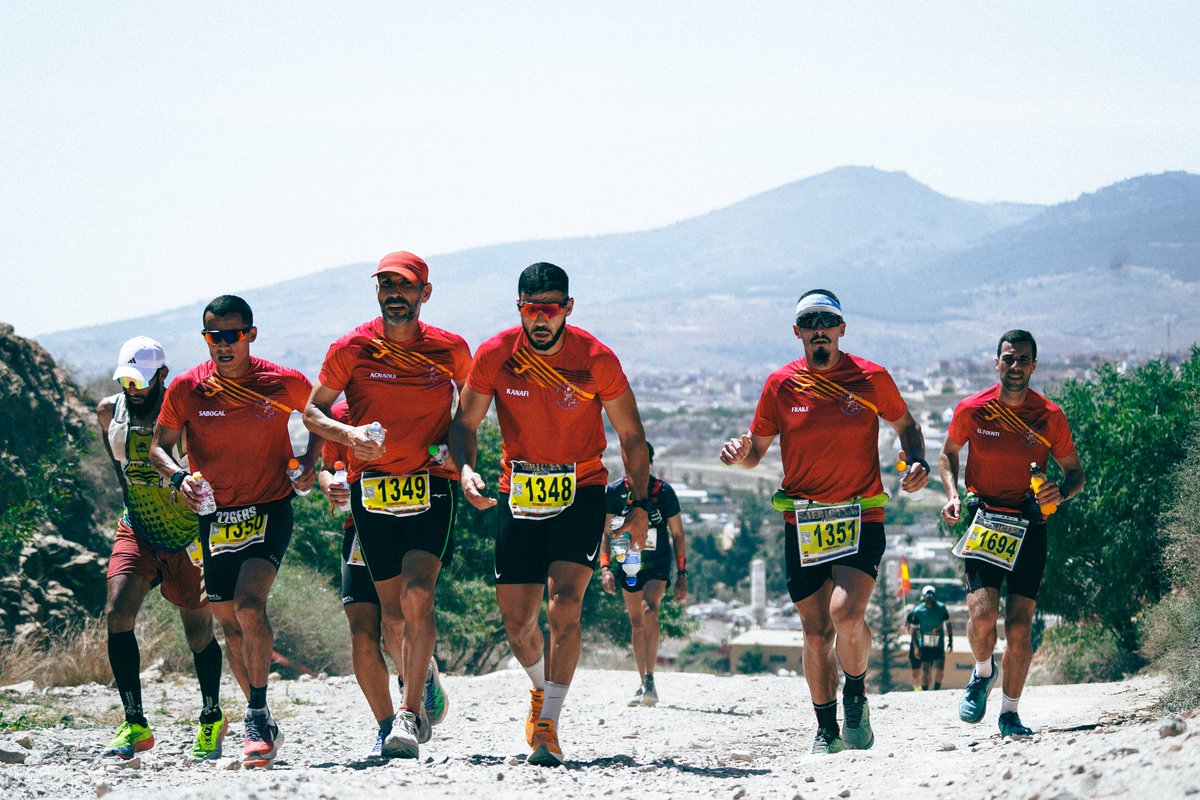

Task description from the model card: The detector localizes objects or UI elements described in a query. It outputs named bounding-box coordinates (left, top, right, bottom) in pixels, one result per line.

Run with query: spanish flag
left=897, top=558, right=911, bottom=598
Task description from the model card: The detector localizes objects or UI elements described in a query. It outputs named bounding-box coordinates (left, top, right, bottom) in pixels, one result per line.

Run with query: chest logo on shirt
left=979, top=400, right=1050, bottom=449
left=365, top=338, right=452, bottom=388
left=505, top=347, right=596, bottom=412
left=199, top=374, right=290, bottom=421
left=790, top=406, right=811, bottom=413
left=788, top=371, right=877, bottom=418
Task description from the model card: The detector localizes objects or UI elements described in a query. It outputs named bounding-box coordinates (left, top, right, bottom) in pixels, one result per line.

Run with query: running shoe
left=102, top=720, right=155, bottom=759
left=525, top=688, right=544, bottom=745
left=841, top=694, right=874, bottom=750
left=381, top=709, right=420, bottom=759
left=641, top=675, right=659, bottom=707
left=998, top=711, right=1034, bottom=737
left=958, top=657, right=998, bottom=724
left=191, top=712, right=226, bottom=761
left=371, top=717, right=394, bottom=758
left=416, top=703, right=432, bottom=745
left=528, top=719, right=564, bottom=767
left=423, top=659, right=449, bottom=726
left=243, top=712, right=283, bottom=768
left=810, top=727, right=844, bottom=755
left=627, top=685, right=645, bottom=707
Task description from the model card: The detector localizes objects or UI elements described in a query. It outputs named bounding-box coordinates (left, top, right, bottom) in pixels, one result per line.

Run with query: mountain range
left=36, top=166, right=1200, bottom=380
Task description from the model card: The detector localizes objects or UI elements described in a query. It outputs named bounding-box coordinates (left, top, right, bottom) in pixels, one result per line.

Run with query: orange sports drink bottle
left=1029, top=463, right=1057, bottom=516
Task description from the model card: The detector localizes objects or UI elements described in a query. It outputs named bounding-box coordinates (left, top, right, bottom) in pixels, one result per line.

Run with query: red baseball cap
left=372, top=251, right=429, bottom=284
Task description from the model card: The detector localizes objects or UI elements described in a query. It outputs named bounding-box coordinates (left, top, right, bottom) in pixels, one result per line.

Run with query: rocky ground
left=1, top=668, right=1196, bottom=799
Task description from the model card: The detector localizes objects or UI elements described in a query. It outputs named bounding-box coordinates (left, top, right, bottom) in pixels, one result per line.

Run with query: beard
left=525, top=322, right=566, bottom=352
left=124, top=381, right=164, bottom=419
left=381, top=301, right=416, bottom=326
left=810, top=345, right=832, bottom=367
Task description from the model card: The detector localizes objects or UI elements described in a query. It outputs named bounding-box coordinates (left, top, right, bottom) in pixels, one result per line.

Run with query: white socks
left=1000, top=693, right=1020, bottom=714
left=975, top=658, right=994, bottom=678
left=541, top=681, right=569, bottom=725
left=523, top=656, right=545, bottom=691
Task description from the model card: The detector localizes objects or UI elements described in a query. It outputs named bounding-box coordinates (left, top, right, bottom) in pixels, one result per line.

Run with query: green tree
left=1040, top=350, right=1200, bottom=652
left=737, top=646, right=768, bottom=674
left=0, top=433, right=85, bottom=572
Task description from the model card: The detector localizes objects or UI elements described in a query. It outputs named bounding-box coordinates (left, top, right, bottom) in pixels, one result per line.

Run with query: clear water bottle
left=365, top=421, right=385, bottom=445
left=193, top=472, right=217, bottom=516
left=610, top=532, right=640, bottom=587
left=428, top=444, right=449, bottom=465
left=331, top=460, right=350, bottom=512
left=286, top=458, right=310, bottom=496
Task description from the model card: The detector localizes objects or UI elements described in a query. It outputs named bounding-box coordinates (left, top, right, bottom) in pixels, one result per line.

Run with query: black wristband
left=676, top=569, right=688, bottom=576
left=911, top=458, right=930, bottom=474
left=169, top=469, right=188, bottom=490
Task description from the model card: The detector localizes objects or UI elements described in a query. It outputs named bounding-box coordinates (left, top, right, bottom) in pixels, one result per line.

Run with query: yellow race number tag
left=953, top=508, right=1028, bottom=571
left=509, top=461, right=576, bottom=520
left=795, top=503, right=861, bottom=566
left=347, top=532, right=366, bottom=566
left=185, top=538, right=204, bottom=568
left=360, top=471, right=431, bottom=517
left=208, top=510, right=267, bottom=556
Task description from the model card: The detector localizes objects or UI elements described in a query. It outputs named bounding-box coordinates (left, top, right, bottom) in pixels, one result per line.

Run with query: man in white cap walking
left=97, top=336, right=226, bottom=761
left=909, top=584, right=953, bottom=690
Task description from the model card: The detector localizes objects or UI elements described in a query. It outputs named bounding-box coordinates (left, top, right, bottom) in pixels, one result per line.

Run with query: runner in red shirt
left=940, top=329, right=1085, bottom=737
left=720, top=289, right=928, bottom=755
left=151, top=295, right=317, bottom=769
left=450, top=262, right=651, bottom=767
left=304, top=251, right=468, bottom=759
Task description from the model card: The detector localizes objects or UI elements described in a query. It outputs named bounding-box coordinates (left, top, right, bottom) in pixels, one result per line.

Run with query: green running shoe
left=811, top=727, right=844, bottom=755
left=423, top=659, right=449, bottom=726
left=841, top=694, right=874, bottom=750
left=998, top=711, right=1034, bottom=737
left=192, top=712, right=226, bottom=761
left=958, top=657, right=997, bottom=723
left=102, top=720, right=155, bottom=759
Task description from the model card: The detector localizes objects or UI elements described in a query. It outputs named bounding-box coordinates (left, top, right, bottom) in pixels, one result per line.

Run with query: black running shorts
left=340, top=522, right=379, bottom=607
left=494, top=485, right=606, bottom=584
left=349, top=476, right=457, bottom=583
left=784, top=520, right=887, bottom=603
left=199, top=495, right=293, bottom=603
left=964, top=518, right=1048, bottom=601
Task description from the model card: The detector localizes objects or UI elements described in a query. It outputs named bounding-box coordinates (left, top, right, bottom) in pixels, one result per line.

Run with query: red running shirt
left=947, top=384, right=1076, bottom=507
left=159, top=357, right=313, bottom=508
left=318, top=319, right=471, bottom=483
left=467, top=325, right=630, bottom=492
left=750, top=353, right=908, bottom=523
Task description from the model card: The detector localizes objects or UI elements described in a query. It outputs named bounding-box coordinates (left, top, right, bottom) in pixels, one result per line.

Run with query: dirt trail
left=1, top=669, right=1196, bottom=799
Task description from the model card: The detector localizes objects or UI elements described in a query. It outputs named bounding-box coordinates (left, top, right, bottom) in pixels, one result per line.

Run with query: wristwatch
left=676, top=569, right=688, bottom=577
left=169, top=469, right=188, bottom=490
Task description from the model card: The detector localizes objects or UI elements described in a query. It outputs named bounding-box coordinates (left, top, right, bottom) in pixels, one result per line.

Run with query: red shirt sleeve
left=158, top=377, right=189, bottom=430
left=947, top=398, right=971, bottom=446
left=466, top=342, right=497, bottom=395
left=594, top=348, right=630, bottom=402
left=1048, top=408, right=1076, bottom=460
left=872, top=368, right=908, bottom=423
left=749, top=374, right=781, bottom=437
left=318, top=339, right=352, bottom=393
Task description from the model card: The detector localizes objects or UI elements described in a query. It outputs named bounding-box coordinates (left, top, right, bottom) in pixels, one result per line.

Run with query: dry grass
left=0, top=615, right=169, bottom=688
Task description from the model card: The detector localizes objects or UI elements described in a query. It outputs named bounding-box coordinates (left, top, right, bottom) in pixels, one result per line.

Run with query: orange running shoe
left=528, top=718, right=563, bottom=767
left=524, top=689, right=544, bottom=745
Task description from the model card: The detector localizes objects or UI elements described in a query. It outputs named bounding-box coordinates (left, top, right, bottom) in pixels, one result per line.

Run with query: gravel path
left=1, top=669, right=1196, bottom=799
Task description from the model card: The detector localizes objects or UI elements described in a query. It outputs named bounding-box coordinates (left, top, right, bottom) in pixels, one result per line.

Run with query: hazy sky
left=3, top=2, right=1198, bottom=337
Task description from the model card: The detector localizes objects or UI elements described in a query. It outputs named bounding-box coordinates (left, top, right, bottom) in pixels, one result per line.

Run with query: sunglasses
left=116, top=375, right=152, bottom=391
left=795, top=312, right=843, bottom=330
left=201, top=327, right=252, bottom=345
left=517, top=301, right=566, bottom=319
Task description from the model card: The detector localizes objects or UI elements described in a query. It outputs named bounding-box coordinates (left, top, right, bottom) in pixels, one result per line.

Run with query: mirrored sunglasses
left=517, top=301, right=566, bottom=319
left=201, top=327, right=251, bottom=345
left=116, top=375, right=151, bottom=391
left=795, top=312, right=843, bottom=330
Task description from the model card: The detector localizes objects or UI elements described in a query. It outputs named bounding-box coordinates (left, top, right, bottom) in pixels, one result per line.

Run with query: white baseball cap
left=113, top=336, right=167, bottom=385
left=922, top=585, right=937, bottom=597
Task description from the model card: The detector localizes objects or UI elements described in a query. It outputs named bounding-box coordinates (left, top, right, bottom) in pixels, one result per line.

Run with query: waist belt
left=771, top=491, right=889, bottom=513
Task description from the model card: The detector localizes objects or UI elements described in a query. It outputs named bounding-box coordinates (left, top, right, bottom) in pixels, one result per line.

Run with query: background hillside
left=35, top=167, right=1200, bottom=378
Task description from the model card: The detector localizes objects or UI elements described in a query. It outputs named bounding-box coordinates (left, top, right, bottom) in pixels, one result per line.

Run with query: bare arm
left=719, top=431, right=776, bottom=469
left=449, top=386, right=497, bottom=510
left=150, top=423, right=200, bottom=510
left=668, top=513, right=688, bottom=603
left=885, top=410, right=928, bottom=493
left=602, top=388, right=650, bottom=548
left=1042, top=450, right=1086, bottom=507
left=939, top=436, right=966, bottom=524
left=304, top=382, right=383, bottom=462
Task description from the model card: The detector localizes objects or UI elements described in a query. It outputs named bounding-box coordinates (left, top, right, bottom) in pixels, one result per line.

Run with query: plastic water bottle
left=1030, top=463, right=1057, bottom=516
left=331, top=460, right=350, bottom=512
left=428, top=444, right=449, bottom=465
left=286, top=458, right=311, bottom=496
left=366, top=421, right=385, bottom=445
left=193, top=472, right=217, bottom=516
left=610, top=532, right=640, bottom=587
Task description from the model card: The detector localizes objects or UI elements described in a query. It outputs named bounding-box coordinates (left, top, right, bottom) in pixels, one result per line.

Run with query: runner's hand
left=900, top=460, right=929, bottom=493
left=293, top=459, right=317, bottom=493
left=647, top=506, right=664, bottom=528
left=614, top=506, right=649, bottom=549
left=1033, top=479, right=1065, bottom=507
left=601, top=568, right=616, bottom=595
left=673, top=573, right=688, bottom=603
left=461, top=465, right=497, bottom=510
left=719, top=433, right=754, bottom=465
left=941, top=497, right=961, bottom=524
left=348, top=424, right=386, bottom=461
left=176, top=473, right=201, bottom=512
left=318, top=471, right=350, bottom=508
